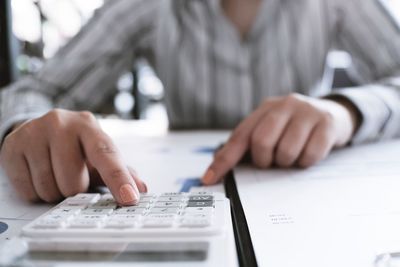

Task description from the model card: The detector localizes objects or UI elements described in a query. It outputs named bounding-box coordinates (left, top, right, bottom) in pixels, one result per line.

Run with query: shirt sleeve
left=0, top=0, right=160, bottom=142
left=327, top=0, right=400, bottom=144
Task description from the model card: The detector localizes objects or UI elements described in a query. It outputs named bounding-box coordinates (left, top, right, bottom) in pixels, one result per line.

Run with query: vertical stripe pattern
left=1, top=0, right=400, bottom=144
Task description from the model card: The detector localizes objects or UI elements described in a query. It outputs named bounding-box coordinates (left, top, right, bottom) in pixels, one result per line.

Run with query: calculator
left=21, top=192, right=230, bottom=253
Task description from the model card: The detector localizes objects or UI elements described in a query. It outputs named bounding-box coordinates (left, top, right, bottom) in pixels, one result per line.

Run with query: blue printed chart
left=0, top=222, right=7, bottom=235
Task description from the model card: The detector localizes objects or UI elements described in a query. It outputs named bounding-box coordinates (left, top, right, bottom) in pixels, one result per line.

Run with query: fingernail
left=202, top=169, right=215, bottom=185
left=143, top=182, right=148, bottom=193
left=119, top=184, right=138, bottom=204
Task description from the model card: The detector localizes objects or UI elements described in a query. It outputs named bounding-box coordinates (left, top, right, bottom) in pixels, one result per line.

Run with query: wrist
left=322, top=97, right=361, bottom=146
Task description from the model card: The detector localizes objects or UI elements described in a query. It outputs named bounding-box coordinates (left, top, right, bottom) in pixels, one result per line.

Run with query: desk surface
left=0, top=119, right=235, bottom=266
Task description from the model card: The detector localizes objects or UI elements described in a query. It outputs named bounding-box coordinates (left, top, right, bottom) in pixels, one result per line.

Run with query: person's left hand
left=202, top=93, right=359, bottom=185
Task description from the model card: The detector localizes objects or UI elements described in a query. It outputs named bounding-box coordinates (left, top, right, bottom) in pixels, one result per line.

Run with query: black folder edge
left=224, top=170, right=258, bottom=267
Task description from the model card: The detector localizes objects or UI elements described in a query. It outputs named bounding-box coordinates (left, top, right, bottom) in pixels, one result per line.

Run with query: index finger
left=79, top=127, right=140, bottom=206
left=202, top=107, right=267, bottom=185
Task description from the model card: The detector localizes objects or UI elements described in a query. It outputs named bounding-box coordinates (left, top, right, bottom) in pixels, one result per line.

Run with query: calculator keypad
left=33, top=193, right=216, bottom=230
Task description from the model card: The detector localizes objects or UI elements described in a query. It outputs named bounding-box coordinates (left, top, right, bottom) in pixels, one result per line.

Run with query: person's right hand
left=0, top=109, right=147, bottom=205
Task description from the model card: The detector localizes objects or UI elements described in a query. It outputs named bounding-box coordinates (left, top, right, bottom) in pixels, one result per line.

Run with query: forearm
left=0, top=0, right=160, bottom=144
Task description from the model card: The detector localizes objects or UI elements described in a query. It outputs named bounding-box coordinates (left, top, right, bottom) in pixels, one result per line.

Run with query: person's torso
left=153, top=0, right=336, bottom=128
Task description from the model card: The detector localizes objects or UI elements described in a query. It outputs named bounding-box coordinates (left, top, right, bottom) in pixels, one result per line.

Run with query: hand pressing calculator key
left=21, top=192, right=230, bottom=254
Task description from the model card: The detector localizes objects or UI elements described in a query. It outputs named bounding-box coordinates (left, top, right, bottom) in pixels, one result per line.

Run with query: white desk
left=0, top=119, right=237, bottom=266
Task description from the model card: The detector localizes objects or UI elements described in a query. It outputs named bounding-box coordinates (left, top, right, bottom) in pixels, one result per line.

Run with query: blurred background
left=0, top=0, right=167, bottom=123
left=0, top=0, right=399, bottom=123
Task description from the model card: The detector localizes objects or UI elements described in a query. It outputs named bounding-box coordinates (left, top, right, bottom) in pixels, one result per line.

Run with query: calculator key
left=188, top=195, right=214, bottom=201
left=68, top=219, right=101, bottom=228
left=115, top=207, right=146, bottom=215
left=81, top=208, right=114, bottom=215
left=67, top=193, right=100, bottom=205
left=140, top=193, right=156, bottom=198
left=141, top=214, right=175, bottom=228
left=182, top=213, right=212, bottom=220
left=142, top=219, right=173, bottom=228
left=190, top=192, right=214, bottom=196
left=180, top=219, right=211, bottom=228
left=62, top=203, right=87, bottom=209
left=143, top=214, right=177, bottom=226
left=99, top=194, right=115, bottom=202
left=139, top=194, right=155, bottom=202
left=186, top=201, right=214, bottom=207
left=148, top=207, right=180, bottom=214
left=110, top=214, right=141, bottom=220
left=44, top=215, right=68, bottom=220
left=105, top=219, right=137, bottom=229
left=75, top=215, right=107, bottom=220
left=184, top=207, right=214, bottom=214
left=138, top=197, right=154, bottom=203
left=34, top=215, right=67, bottom=228
left=146, top=214, right=176, bottom=220
left=160, top=192, right=183, bottom=196
left=154, top=202, right=182, bottom=208
left=157, top=196, right=184, bottom=202
left=51, top=208, right=81, bottom=216
left=90, top=202, right=117, bottom=209
left=132, top=202, right=150, bottom=208
left=34, top=220, right=64, bottom=229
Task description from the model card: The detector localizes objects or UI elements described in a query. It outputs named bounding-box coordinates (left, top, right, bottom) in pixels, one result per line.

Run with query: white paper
left=234, top=140, right=400, bottom=267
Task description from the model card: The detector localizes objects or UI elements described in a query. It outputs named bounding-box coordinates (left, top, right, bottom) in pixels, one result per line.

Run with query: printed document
left=234, top=140, right=400, bottom=267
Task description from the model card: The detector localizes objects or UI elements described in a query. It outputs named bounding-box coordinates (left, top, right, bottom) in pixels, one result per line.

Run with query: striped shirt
left=1, top=0, right=400, bottom=144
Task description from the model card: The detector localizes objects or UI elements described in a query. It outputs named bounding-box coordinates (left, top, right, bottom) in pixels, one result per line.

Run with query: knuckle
left=40, top=192, right=62, bottom=203
left=283, top=93, right=300, bottom=106
left=43, top=109, right=68, bottom=131
left=214, top=153, right=232, bottom=167
left=320, top=129, right=334, bottom=146
left=33, top=172, right=56, bottom=197
left=277, top=148, right=297, bottom=166
left=10, top=176, right=39, bottom=202
left=127, top=166, right=138, bottom=177
left=107, top=168, right=128, bottom=182
left=252, top=154, right=271, bottom=169
left=250, top=132, right=260, bottom=148
left=229, top=124, right=249, bottom=146
left=300, top=101, right=315, bottom=113
left=37, top=169, right=54, bottom=183
left=93, top=139, right=117, bottom=155
left=250, top=139, right=273, bottom=169
left=300, top=151, right=321, bottom=168
left=24, top=193, right=40, bottom=203
left=251, top=132, right=273, bottom=153
left=19, top=120, right=38, bottom=136
left=320, top=112, right=334, bottom=125
left=79, top=111, right=97, bottom=124
left=265, top=112, right=283, bottom=128
left=250, top=126, right=279, bottom=151
left=45, top=109, right=64, bottom=123
left=229, top=130, right=244, bottom=145
left=59, top=176, right=89, bottom=198
left=260, top=140, right=274, bottom=152
left=60, top=185, right=86, bottom=198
